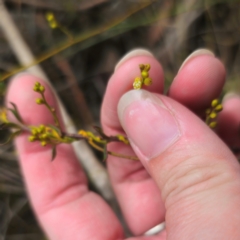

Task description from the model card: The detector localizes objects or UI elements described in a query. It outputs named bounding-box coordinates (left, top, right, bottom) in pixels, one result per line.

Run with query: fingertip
left=6, top=73, right=58, bottom=126
left=102, top=55, right=166, bottom=234
left=178, top=49, right=214, bottom=72
left=7, top=73, right=41, bottom=106
left=118, top=90, right=181, bottom=162
left=7, top=73, right=47, bottom=101
left=115, top=48, right=154, bottom=71
left=222, top=92, right=240, bottom=102
left=102, top=54, right=164, bottom=133
left=113, top=50, right=164, bottom=93
left=169, top=53, right=226, bottom=112
left=218, top=93, right=240, bottom=147
left=114, top=54, right=164, bottom=93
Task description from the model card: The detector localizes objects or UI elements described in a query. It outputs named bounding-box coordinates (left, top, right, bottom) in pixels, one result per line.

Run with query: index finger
left=101, top=50, right=165, bottom=234
left=6, top=74, right=124, bottom=240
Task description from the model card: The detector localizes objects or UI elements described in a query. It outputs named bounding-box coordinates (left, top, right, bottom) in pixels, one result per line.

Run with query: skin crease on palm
left=5, top=48, right=240, bottom=240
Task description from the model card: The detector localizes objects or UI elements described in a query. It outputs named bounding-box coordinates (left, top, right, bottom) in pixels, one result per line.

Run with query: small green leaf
left=51, top=146, right=57, bottom=161
left=103, top=144, right=108, bottom=162
left=7, top=102, right=24, bottom=124
left=0, top=130, right=22, bottom=145
left=48, top=124, right=62, bottom=136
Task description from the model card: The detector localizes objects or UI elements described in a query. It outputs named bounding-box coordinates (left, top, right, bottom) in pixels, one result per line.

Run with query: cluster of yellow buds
left=33, top=82, right=45, bottom=93
left=29, top=125, right=73, bottom=146
left=33, top=82, right=46, bottom=105
left=45, top=12, right=58, bottom=29
left=206, top=99, right=223, bottom=128
left=133, top=64, right=152, bottom=90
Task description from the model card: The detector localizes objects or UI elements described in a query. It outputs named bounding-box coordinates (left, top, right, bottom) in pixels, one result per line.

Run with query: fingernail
left=10, top=72, right=32, bottom=81
left=118, top=90, right=181, bottom=161
left=115, top=49, right=153, bottom=71
left=223, top=92, right=240, bottom=102
left=179, top=49, right=214, bottom=72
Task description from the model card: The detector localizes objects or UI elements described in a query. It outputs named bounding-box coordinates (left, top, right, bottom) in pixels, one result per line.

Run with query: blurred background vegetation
left=0, top=0, right=240, bottom=239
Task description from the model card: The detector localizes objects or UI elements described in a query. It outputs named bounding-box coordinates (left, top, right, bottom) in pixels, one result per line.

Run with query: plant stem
left=41, top=92, right=60, bottom=128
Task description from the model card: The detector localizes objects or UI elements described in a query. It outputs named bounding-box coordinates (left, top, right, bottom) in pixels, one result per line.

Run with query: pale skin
left=6, top=49, right=240, bottom=239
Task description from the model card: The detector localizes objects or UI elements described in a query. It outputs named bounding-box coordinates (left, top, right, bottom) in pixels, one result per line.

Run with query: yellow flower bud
left=133, top=77, right=142, bottom=90
left=144, top=64, right=150, bottom=71
left=209, top=121, right=217, bottom=128
left=41, top=141, right=47, bottom=147
left=39, top=85, right=45, bottom=93
left=36, top=98, right=44, bottom=104
left=45, top=12, right=58, bottom=29
left=79, top=130, right=87, bottom=137
left=49, top=20, right=58, bottom=29
left=45, top=12, right=55, bottom=22
left=141, top=71, right=149, bottom=78
left=40, top=124, right=45, bottom=130
left=215, top=104, right=223, bottom=112
left=35, top=82, right=41, bottom=87
left=28, top=135, right=36, bottom=142
left=37, top=125, right=45, bottom=133
left=33, top=86, right=39, bottom=92
left=143, top=77, right=152, bottom=86
left=211, top=99, right=219, bottom=108
left=31, top=128, right=38, bottom=135
left=40, top=133, right=48, bottom=140
left=209, top=112, right=217, bottom=119
left=139, top=64, right=145, bottom=71
left=34, top=82, right=40, bottom=89
left=0, top=109, right=8, bottom=123
left=117, top=135, right=129, bottom=144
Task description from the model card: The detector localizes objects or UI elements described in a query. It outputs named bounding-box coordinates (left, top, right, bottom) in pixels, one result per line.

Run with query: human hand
left=6, top=49, right=240, bottom=239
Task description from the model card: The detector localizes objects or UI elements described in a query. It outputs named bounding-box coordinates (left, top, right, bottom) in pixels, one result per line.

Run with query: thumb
left=118, top=90, right=240, bottom=239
